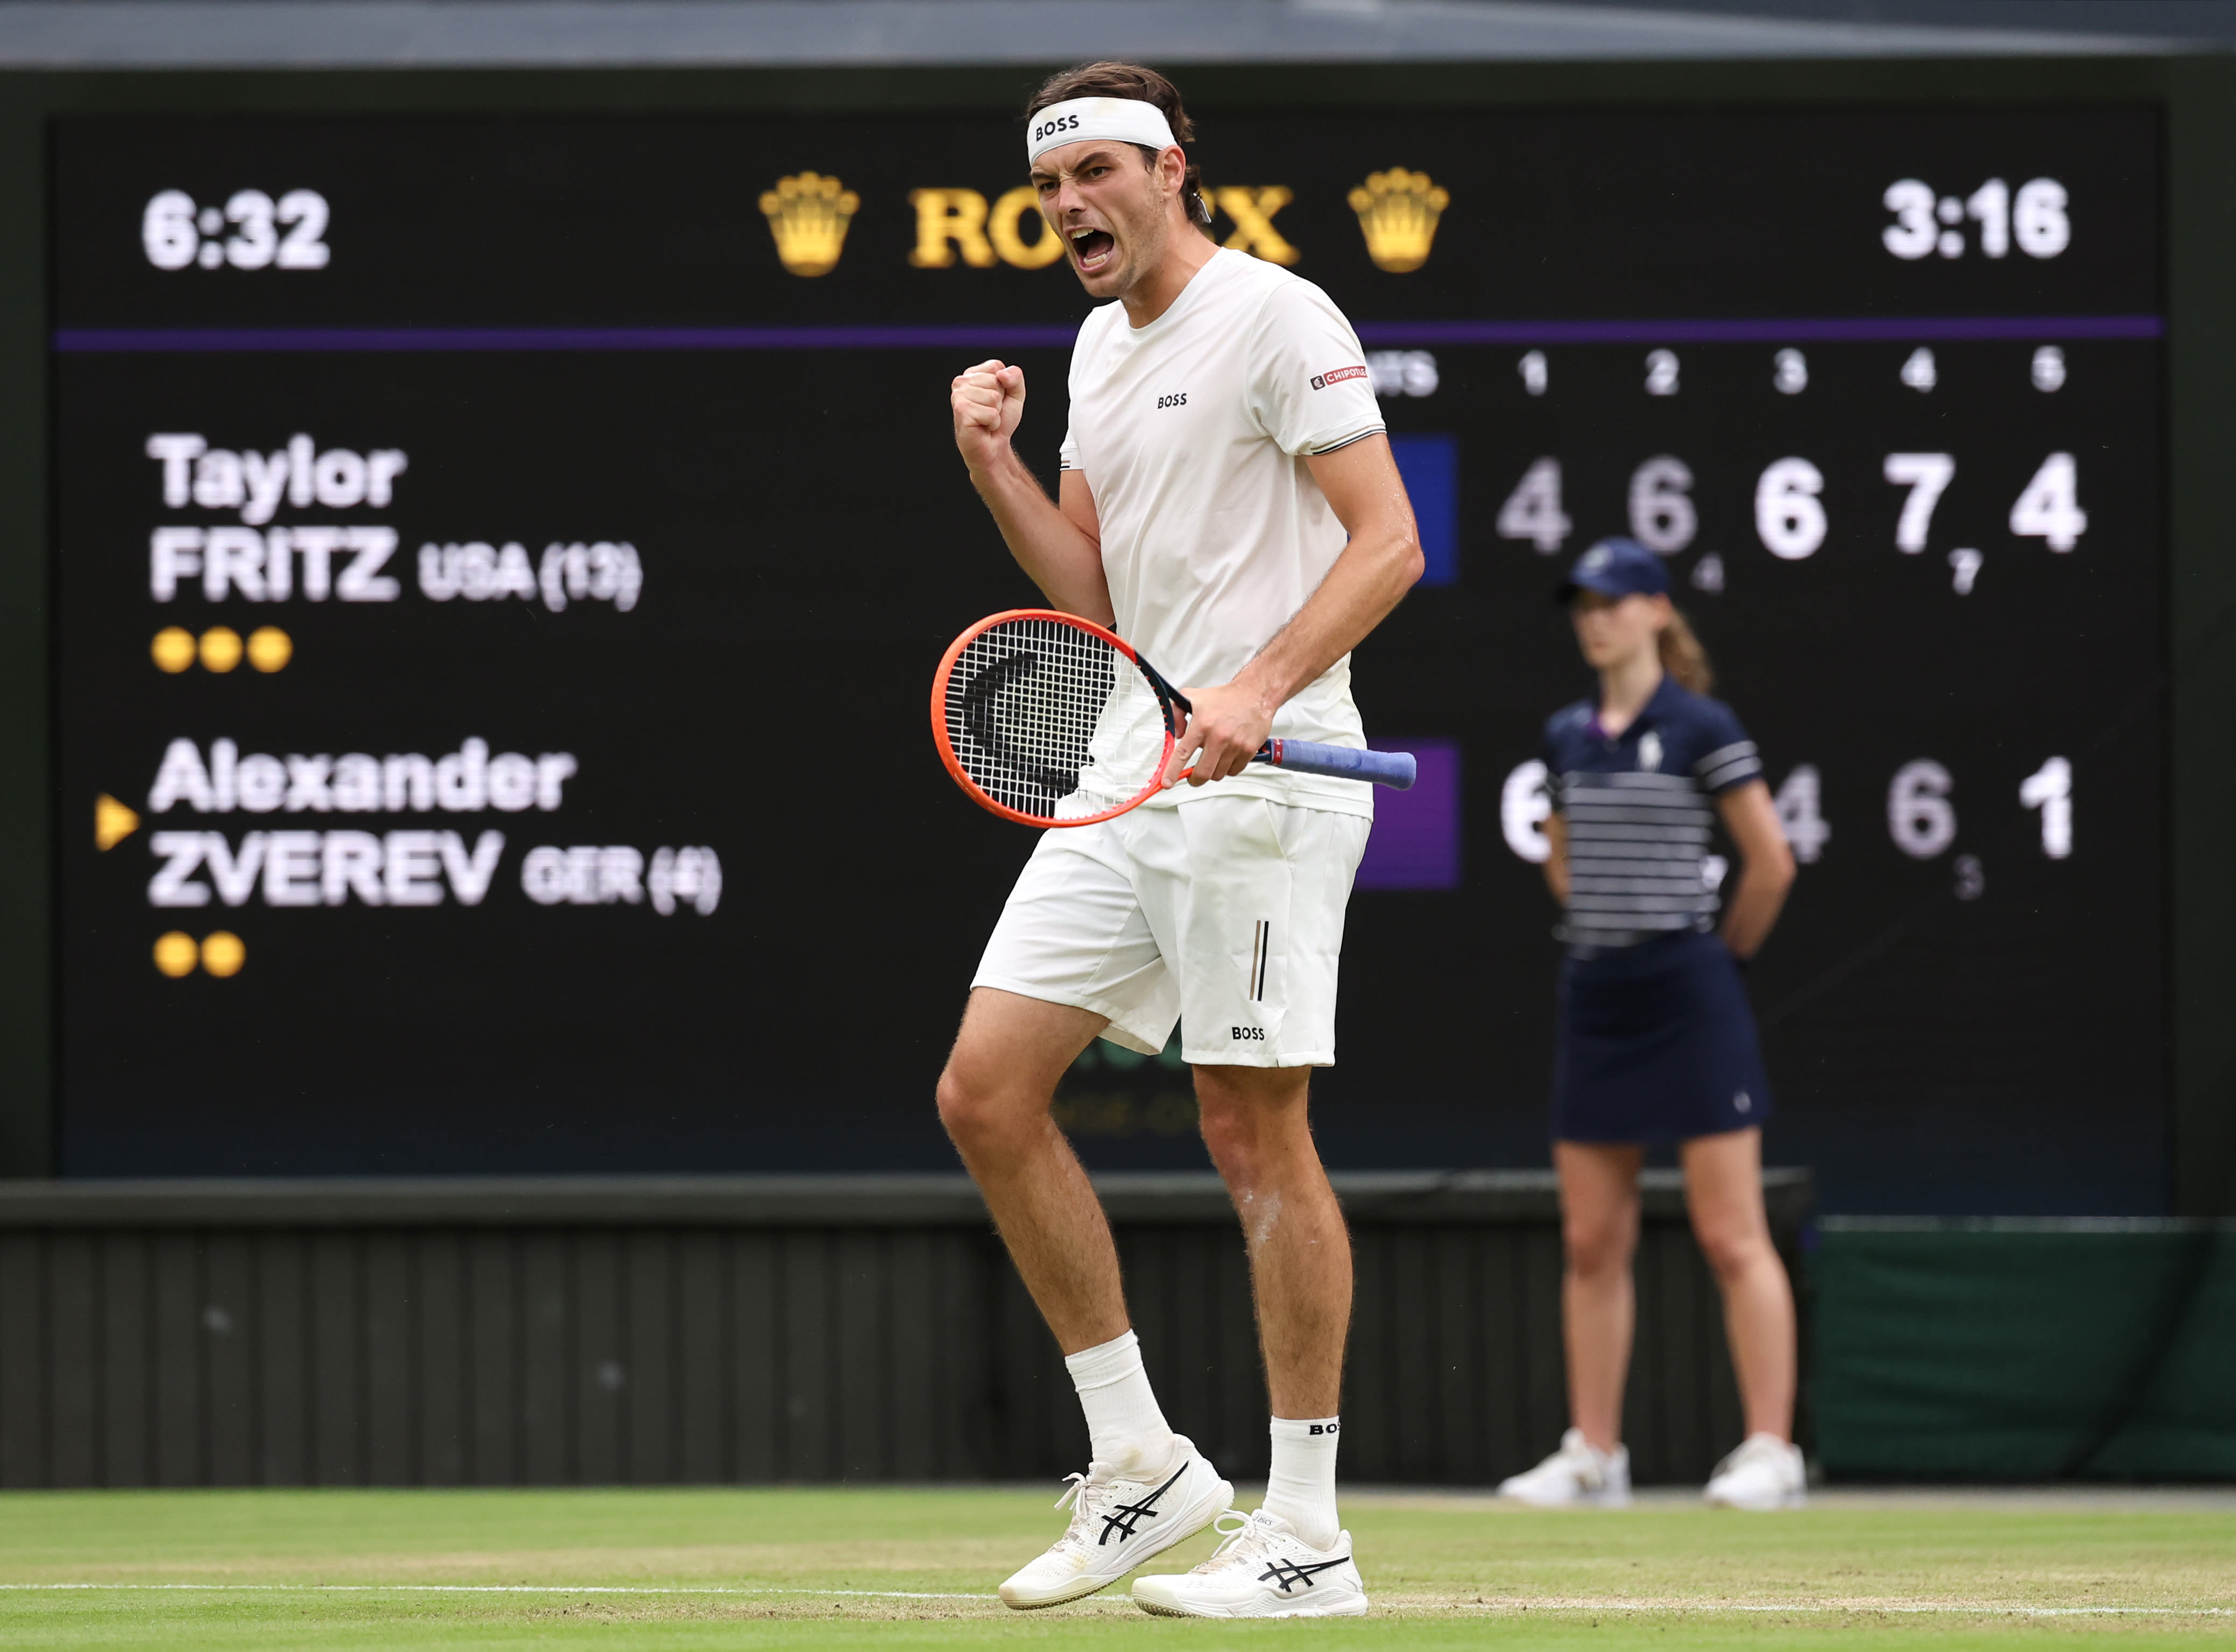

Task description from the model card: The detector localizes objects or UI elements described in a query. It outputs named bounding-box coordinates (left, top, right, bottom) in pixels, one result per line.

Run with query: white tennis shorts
left=972, top=793, right=1371, bottom=1068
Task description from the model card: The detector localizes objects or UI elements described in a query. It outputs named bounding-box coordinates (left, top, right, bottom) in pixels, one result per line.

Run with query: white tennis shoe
left=1704, top=1434, right=1807, bottom=1510
left=997, top=1437, right=1232, bottom=1609
left=1498, top=1428, right=1633, bottom=1508
left=1131, top=1509, right=1369, bottom=1618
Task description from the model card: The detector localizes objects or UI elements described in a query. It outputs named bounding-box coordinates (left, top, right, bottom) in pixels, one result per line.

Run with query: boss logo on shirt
left=1231, top=1026, right=1266, bottom=1041
left=1156, top=392, right=1188, bottom=408
left=1310, top=365, right=1369, bottom=390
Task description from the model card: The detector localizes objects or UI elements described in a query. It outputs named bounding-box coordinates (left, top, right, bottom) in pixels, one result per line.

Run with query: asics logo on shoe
left=1255, top=1556, right=1352, bottom=1594
left=1099, top=1464, right=1187, bottom=1547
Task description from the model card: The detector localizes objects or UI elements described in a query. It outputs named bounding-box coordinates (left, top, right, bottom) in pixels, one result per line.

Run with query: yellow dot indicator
left=199, top=626, right=243, bottom=673
left=151, top=627, right=195, bottom=673
left=153, top=931, right=199, bottom=978
left=200, top=931, right=246, bottom=978
left=246, top=626, right=293, bottom=673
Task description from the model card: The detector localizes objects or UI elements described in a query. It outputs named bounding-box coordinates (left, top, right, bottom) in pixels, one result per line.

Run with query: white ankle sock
left=1262, top=1416, right=1342, bottom=1550
left=1063, top=1330, right=1177, bottom=1476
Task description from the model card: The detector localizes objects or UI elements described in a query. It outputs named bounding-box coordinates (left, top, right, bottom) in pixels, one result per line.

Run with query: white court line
left=0, top=1584, right=988, bottom=1600
left=0, top=1585, right=2226, bottom=1614
left=1458, top=1601, right=2234, bottom=1617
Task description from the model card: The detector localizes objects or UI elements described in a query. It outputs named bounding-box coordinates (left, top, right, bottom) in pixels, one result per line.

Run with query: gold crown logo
left=758, top=172, right=860, bottom=277
left=1347, top=169, right=1450, bottom=274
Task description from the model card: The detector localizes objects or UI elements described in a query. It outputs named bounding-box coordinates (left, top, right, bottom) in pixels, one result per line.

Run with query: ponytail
left=1659, top=608, right=1714, bottom=695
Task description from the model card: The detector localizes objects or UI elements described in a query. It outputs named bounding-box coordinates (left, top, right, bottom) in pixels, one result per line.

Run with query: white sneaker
left=1704, top=1433, right=1807, bottom=1510
left=1498, top=1428, right=1632, bottom=1508
left=1132, top=1509, right=1369, bottom=1618
left=997, top=1436, right=1232, bottom=1609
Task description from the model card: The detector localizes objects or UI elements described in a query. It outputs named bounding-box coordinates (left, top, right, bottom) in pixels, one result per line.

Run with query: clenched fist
left=951, top=359, right=1026, bottom=477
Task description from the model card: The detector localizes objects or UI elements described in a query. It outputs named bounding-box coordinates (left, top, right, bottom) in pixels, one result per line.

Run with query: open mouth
left=1070, top=227, right=1116, bottom=273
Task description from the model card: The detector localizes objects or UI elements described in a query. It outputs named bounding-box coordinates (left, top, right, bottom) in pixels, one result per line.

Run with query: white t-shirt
left=1059, top=248, right=1386, bottom=817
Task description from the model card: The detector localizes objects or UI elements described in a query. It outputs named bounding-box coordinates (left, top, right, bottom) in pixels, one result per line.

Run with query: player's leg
left=950, top=830, right=1235, bottom=1606
left=1194, top=1061, right=1350, bottom=1484
left=1125, top=797, right=1369, bottom=1618
left=1682, top=1126, right=1805, bottom=1508
left=937, top=986, right=1132, bottom=1354
left=1498, top=1141, right=1640, bottom=1506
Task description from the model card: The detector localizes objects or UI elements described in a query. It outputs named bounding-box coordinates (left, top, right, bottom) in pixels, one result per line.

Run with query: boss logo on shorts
left=1231, top=1026, right=1266, bottom=1041
left=1156, top=392, right=1188, bottom=409
left=1310, top=365, right=1369, bottom=390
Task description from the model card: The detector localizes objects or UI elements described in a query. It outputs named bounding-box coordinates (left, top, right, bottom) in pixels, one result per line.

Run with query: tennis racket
left=931, top=608, right=1417, bottom=827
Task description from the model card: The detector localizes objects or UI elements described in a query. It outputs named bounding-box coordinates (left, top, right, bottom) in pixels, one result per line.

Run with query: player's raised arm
left=1170, top=434, right=1423, bottom=785
left=950, top=358, right=1115, bottom=627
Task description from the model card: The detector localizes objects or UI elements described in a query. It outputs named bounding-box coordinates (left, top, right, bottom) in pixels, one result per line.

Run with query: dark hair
left=1026, top=60, right=1214, bottom=231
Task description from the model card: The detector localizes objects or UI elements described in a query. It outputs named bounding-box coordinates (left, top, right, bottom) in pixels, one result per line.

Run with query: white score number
left=2010, top=453, right=2086, bottom=550
left=1627, top=456, right=1696, bottom=554
left=1755, top=457, right=1826, bottom=560
left=1501, top=760, right=1553, bottom=864
left=1497, top=458, right=1572, bottom=554
left=1884, top=178, right=2069, bottom=261
left=1505, top=757, right=2070, bottom=879
left=1773, top=765, right=1830, bottom=864
left=2020, top=757, right=2073, bottom=859
left=1883, top=453, right=1955, bottom=554
left=1499, top=450, right=2086, bottom=565
left=1887, top=757, right=2074, bottom=862
left=1888, top=760, right=1957, bottom=859
left=143, top=189, right=330, bottom=271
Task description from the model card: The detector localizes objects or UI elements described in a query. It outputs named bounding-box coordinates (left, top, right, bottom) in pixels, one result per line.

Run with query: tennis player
left=939, top=61, right=1420, bottom=1617
left=1498, top=538, right=1807, bottom=1512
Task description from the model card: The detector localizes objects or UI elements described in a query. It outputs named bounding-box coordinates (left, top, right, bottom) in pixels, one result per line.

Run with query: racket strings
left=943, top=618, right=1168, bottom=822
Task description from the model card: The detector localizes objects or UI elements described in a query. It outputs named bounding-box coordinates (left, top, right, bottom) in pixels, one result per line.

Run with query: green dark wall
left=1815, top=1221, right=2236, bottom=1476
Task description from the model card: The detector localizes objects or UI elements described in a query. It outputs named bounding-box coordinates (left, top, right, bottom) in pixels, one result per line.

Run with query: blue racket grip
left=1257, top=739, right=1417, bottom=790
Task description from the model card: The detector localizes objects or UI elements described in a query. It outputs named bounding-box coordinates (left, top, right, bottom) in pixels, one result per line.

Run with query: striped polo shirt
left=1541, top=676, right=1764, bottom=953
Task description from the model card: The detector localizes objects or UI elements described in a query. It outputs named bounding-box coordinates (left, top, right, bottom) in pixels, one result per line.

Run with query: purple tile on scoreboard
left=1355, top=739, right=1460, bottom=891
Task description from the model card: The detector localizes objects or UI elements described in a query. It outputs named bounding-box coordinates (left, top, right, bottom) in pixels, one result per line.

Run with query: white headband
left=1026, top=96, right=1179, bottom=165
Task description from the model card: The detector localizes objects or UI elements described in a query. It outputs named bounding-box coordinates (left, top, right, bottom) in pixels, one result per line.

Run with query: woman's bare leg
left=1680, top=1127, right=1796, bottom=1441
left=1554, top=1141, right=1645, bottom=1453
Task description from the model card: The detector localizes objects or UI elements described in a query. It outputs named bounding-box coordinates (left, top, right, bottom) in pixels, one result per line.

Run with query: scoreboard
left=47, top=102, right=2168, bottom=1211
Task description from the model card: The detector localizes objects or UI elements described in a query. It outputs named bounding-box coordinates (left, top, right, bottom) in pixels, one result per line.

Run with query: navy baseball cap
left=1557, top=536, right=1669, bottom=604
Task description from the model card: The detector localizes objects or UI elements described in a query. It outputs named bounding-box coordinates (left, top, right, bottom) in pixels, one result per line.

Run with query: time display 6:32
left=141, top=189, right=330, bottom=271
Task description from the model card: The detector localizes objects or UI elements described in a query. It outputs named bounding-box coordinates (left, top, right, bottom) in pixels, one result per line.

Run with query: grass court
left=0, top=1486, right=2230, bottom=1648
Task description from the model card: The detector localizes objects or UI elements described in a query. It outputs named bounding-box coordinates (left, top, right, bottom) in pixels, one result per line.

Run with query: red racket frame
left=930, top=608, right=1180, bottom=828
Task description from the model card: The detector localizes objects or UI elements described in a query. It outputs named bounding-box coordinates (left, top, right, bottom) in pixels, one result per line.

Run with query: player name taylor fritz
left=143, top=435, right=642, bottom=612
left=146, top=433, right=404, bottom=599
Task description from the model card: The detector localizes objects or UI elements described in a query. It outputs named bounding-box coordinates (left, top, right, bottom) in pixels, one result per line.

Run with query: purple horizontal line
left=1354, top=315, right=2164, bottom=345
left=50, top=323, right=1083, bottom=354
left=50, top=314, right=2163, bottom=355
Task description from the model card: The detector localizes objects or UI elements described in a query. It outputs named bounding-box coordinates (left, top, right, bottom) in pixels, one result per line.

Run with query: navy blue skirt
left=1551, top=929, right=1772, bottom=1144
